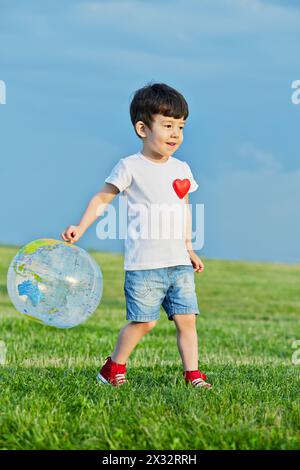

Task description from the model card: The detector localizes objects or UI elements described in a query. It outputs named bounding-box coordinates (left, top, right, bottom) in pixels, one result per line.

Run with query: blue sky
left=0, top=0, right=299, bottom=264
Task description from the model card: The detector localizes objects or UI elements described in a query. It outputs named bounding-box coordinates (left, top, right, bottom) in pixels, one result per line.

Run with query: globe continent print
left=7, top=239, right=103, bottom=328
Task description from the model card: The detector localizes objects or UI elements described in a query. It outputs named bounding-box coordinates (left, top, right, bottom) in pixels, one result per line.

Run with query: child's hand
left=189, top=251, right=204, bottom=273
left=61, top=225, right=84, bottom=244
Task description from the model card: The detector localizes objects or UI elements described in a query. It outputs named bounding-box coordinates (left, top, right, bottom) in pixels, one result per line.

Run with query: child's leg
left=173, top=314, right=198, bottom=370
left=111, top=320, right=157, bottom=364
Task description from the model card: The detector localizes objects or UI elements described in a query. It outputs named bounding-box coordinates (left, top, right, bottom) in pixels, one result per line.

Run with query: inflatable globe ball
left=7, top=238, right=103, bottom=328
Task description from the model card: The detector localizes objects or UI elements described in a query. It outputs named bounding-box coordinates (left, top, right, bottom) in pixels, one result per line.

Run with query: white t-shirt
left=105, top=151, right=199, bottom=270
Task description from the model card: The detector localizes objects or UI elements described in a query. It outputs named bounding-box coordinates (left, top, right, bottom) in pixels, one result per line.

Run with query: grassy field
left=0, top=244, right=299, bottom=450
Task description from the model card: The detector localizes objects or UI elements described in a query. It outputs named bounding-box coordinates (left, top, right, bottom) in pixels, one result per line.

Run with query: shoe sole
left=96, top=373, right=109, bottom=385
left=185, top=380, right=212, bottom=389
left=96, top=372, right=128, bottom=387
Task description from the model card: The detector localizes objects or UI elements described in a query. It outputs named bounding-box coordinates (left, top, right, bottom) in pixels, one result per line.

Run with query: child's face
left=137, top=114, right=186, bottom=157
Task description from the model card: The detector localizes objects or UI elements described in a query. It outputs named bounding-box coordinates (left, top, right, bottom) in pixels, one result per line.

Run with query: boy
left=61, top=83, right=211, bottom=389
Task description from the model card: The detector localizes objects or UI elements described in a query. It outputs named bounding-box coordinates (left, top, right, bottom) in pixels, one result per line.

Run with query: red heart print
left=172, top=179, right=191, bottom=199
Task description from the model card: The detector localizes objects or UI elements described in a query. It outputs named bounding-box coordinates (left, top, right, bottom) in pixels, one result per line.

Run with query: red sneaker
left=96, top=356, right=128, bottom=387
left=183, top=370, right=212, bottom=389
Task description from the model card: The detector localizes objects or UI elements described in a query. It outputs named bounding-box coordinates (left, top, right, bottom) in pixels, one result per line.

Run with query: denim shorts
left=124, top=265, right=200, bottom=322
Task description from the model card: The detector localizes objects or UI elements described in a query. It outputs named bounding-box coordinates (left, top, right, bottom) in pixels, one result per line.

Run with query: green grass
left=0, top=245, right=299, bottom=450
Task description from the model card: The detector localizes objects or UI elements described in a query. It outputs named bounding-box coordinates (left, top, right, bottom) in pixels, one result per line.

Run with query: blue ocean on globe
left=7, top=238, right=103, bottom=328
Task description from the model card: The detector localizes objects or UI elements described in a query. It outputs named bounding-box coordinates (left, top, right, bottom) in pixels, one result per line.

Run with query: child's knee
left=146, top=320, right=157, bottom=330
left=173, top=314, right=196, bottom=330
left=132, top=320, right=157, bottom=332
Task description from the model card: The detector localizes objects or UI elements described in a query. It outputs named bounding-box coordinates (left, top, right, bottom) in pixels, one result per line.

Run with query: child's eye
left=164, top=125, right=184, bottom=130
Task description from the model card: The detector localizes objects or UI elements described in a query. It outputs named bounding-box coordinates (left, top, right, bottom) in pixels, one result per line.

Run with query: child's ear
left=135, top=121, right=147, bottom=139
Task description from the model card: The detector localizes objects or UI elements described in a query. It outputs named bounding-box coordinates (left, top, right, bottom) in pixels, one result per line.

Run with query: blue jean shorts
left=124, top=265, right=200, bottom=322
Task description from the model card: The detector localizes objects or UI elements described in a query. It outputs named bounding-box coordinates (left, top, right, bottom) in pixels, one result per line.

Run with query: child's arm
left=61, top=183, right=119, bottom=244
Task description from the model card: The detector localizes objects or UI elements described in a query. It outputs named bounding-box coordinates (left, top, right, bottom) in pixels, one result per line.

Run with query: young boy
left=61, top=83, right=211, bottom=389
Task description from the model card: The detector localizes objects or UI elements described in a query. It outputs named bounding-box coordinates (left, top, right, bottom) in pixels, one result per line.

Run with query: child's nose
left=171, top=128, right=180, bottom=138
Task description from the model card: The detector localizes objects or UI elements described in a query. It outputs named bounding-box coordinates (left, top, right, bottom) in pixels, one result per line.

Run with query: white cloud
left=202, top=163, right=300, bottom=263
left=67, top=0, right=300, bottom=72
left=238, top=142, right=282, bottom=171
left=73, top=0, right=300, bottom=35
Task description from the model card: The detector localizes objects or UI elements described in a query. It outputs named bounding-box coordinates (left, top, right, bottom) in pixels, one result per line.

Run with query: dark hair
left=129, top=82, right=189, bottom=139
